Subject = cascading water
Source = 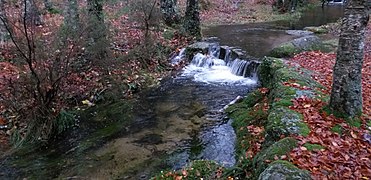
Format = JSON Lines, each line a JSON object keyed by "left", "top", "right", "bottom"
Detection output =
{"left": 179, "top": 43, "right": 259, "bottom": 85}
{"left": 163, "top": 42, "right": 260, "bottom": 170}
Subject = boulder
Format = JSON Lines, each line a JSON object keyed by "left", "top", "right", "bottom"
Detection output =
{"left": 266, "top": 107, "right": 310, "bottom": 143}
{"left": 269, "top": 35, "right": 324, "bottom": 58}
{"left": 258, "top": 160, "right": 312, "bottom": 180}
{"left": 285, "top": 30, "right": 314, "bottom": 36}
{"left": 253, "top": 137, "right": 298, "bottom": 175}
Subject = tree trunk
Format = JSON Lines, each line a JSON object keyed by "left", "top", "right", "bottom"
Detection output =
{"left": 64, "top": 0, "right": 79, "bottom": 33}
{"left": 25, "top": 0, "right": 43, "bottom": 26}
{"left": 329, "top": 0, "right": 369, "bottom": 117}
{"left": 160, "top": 0, "right": 180, "bottom": 26}
{"left": 0, "top": 0, "right": 6, "bottom": 45}
{"left": 44, "top": 0, "right": 53, "bottom": 11}
{"left": 86, "top": 0, "right": 107, "bottom": 60}
{"left": 184, "top": 0, "right": 201, "bottom": 38}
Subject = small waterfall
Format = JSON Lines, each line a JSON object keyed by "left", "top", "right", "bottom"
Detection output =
{"left": 228, "top": 58, "right": 249, "bottom": 77}
{"left": 191, "top": 53, "right": 225, "bottom": 68}
{"left": 224, "top": 47, "right": 231, "bottom": 62}
{"left": 171, "top": 48, "right": 186, "bottom": 64}
{"left": 227, "top": 58, "right": 258, "bottom": 78}
{"left": 208, "top": 43, "right": 220, "bottom": 58}
{"left": 172, "top": 42, "right": 260, "bottom": 84}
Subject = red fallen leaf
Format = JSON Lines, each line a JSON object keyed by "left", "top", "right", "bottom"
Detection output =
{"left": 280, "top": 155, "right": 287, "bottom": 160}
{"left": 350, "top": 131, "right": 358, "bottom": 138}
{"left": 0, "top": 117, "right": 6, "bottom": 125}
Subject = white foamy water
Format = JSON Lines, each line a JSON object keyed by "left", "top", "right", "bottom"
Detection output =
{"left": 180, "top": 53, "right": 257, "bottom": 85}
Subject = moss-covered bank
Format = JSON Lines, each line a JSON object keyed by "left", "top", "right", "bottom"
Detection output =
{"left": 224, "top": 57, "right": 326, "bottom": 179}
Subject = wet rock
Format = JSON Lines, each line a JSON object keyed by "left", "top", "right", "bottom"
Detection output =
{"left": 219, "top": 46, "right": 229, "bottom": 60}
{"left": 186, "top": 42, "right": 219, "bottom": 59}
{"left": 231, "top": 48, "right": 247, "bottom": 60}
{"left": 258, "top": 160, "right": 311, "bottom": 180}
{"left": 134, "top": 134, "right": 163, "bottom": 145}
{"left": 202, "top": 36, "right": 219, "bottom": 42}
{"left": 269, "top": 35, "right": 324, "bottom": 58}
{"left": 286, "top": 30, "right": 314, "bottom": 36}
{"left": 190, "top": 116, "right": 203, "bottom": 125}
{"left": 291, "top": 35, "right": 321, "bottom": 50}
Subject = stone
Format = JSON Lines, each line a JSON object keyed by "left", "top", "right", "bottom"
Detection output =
{"left": 285, "top": 30, "right": 314, "bottom": 36}
{"left": 254, "top": 137, "right": 298, "bottom": 175}
{"left": 266, "top": 107, "right": 310, "bottom": 142}
{"left": 258, "top": 160, "right": 311, "bottom": 180}
{"left": 269, "top": 35, "right": 324, "bottom": 58}
{"left": 291, "top": 35, "right": 321, "bottom": 50}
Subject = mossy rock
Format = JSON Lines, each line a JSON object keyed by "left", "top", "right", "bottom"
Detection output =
{"left": 152, "top": 160, "right": 222, "bottom": 179}
{"left": 226, "top": 89, "right": 265, "bottom": 115}
{"left": 257, "top": 57, "right": 286, "bottom": 87}
{"left": 253, "top": 137, "right": 298, "bottom": 176}
{"left": 265, "top": 107, "right": 309, "bottom": 143}
{"left": 269, "top": 43, "right": 299, "bottom": 58}
{"left": 258, "top": 160, "right": 311, "bottom": 180}
{"left": 269, "top": 35, "right": 328, "bottom": 58}
{"left": 304, "top": 26, "right": 329, "bottom": 34}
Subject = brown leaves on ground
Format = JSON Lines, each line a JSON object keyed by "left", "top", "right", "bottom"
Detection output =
{"left": 288, "top": 97, "right": 370, "bottom": 179}
{"left": 285, "top": 22, "right": 371, "bottom": 179}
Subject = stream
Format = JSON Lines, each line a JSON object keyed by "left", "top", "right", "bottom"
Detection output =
{"left": 0, "top": 5, "right": 344, "bottom": 180}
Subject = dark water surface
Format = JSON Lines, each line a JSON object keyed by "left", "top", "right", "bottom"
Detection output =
{"left": 202, "top": 5, "right": 344, "bottom": 57}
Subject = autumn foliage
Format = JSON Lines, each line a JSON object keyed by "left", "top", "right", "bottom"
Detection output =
{"left": 283, "top": 23, "right": 371, "bottom": 179}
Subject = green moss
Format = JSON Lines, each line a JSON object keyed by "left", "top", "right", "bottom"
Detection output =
{"left": 266, "top": 107, "right": 306, "bottom": 142}
{"left": 162, "top": 29, "right": 176, "bottom": 40}
{"left": 331, "top": 124, "right": 343, "bottom": 135}
{"left": 304, "top": 26, "right": 329, "bottom": 34}
{"left": 346, "top": 118, "right": 362, "bottom": 128}
{"left": 303, "top": 143, "right": 325, "bottom": 151}
{"left": 259, "top": 160, "right": 311, "bottom": 180}
{"left": 257, "top": 57, "right": 285, "bottom": 87}
{"left": 367, "top": 120, "right": 371, "bottom": 127}
{"left": 272, "top": 99, "right": 293, "bottom": 108}
{"left": 269, "top": 43, "right": 299, "bottom": 58}
{"left": 226, "top": 89, "right": 264, "bottom": 115}
{"left": 152, "top": 160, "right": 222, "bottom": 180}
{"left": 254, "top": 137, "right": 298, "bottom": 176}
{"left": 298, "top": 122, "right": 310, "bottom": 137}
{"left": 269, "top": 160, "right": 297, "bottom": 169}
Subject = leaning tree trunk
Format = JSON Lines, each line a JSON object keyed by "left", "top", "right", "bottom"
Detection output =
{"left": 25, "top": 0, "right": 43, "bottom": 26}
{"left": 86, "top": 0, "right": 107, "bottom": 60}
{"left": 184, "top": 0, "right": 201, "bottom": 38}
{"left": 0, "top": 0, "right": 6, "bottom": 45}
{"left": 64, "top": 0, "right": 79, "bottom": 34}
{"left": 44, "top": 0, "right": 53, "bottom": 11}
{"left": 160, "top": 0, "right": 180, "bottom": 26}
{"left": 329, "top": 0, "right": 369, "bottom": 117}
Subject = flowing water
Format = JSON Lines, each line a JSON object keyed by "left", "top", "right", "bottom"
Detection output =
{"left": 0, "top": 5, "right": 344, "bottom": 180}
{"left": 202, "top": 5, "right": 344, "bottom": 57}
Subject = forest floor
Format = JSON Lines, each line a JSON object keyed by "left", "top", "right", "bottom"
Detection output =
{"left": 285, "top": 22, "right": 371, "bottom": 178}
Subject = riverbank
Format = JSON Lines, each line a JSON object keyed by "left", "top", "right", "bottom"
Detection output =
{"left": 152, "top": 16, "right": 371, "bottom": 180}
